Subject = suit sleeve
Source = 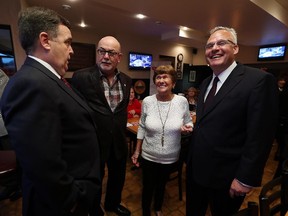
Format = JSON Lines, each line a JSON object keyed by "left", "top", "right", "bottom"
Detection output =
{"left": 2, "top": 77, "right": 81, "bottom": 212}
{"left": 236, "top": 72, "right": 278, "bottom": 186}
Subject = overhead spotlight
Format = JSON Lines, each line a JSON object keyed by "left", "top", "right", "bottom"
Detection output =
{"left": 79, "top": 21, "right": 87, "bottom": 28}
{"left": 135, "top": 14, "right": 147, "bottom": 19}
{"left": 62, "top": 4, "right": 71, "bottom": 10}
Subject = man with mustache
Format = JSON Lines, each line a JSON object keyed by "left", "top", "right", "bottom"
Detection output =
{"left": 72, "top": 36, "right": 132, "bottom": 216}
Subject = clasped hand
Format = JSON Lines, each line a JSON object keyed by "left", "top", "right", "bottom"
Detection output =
{"left": 229, "top": 178, "right": 252, "bottom": 198}
{"left": 181, "top": 124, "right": 193, "bottom": 134}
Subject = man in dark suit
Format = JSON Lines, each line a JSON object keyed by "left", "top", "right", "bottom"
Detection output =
{"left": 186, "top": 26, "right": 278, "bottom": 216}
{"left": 0, "top": 7, "right": 101, "bottom": 216}
{"left": 72, "top": 36, "right": 132, "bottom": 216}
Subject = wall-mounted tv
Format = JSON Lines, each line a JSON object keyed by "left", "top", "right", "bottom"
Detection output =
{"left": 129, "top": 52, "right": 152, "bottom": 70}
{"left": 257, "top": 44, "right": 286, "bottom": 61}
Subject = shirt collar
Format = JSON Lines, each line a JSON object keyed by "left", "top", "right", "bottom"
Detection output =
{"left": 28, "top": 55, "right": 61, "bottom": 79}
{"left": 99, "top": 68, "right": 120, "bottom": 79}
{"left": 214, "top": 61, "right": 237, "bottom": 84}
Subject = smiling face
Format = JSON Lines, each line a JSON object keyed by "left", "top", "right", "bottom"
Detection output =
{"left": 153, "top": 65, "right": 177, "bottom": 98}
{"left": 154, "top": 73, "right": 175, "bottom": 95}
{"left": 205, "top": 29, "right": 239, "bottom": 75}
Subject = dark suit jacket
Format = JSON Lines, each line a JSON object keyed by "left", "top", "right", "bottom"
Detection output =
{"left": 0, "top": 57, "right": 101, "bottom": 216}
{"left": 188, "top": 63, "right": 278, "bottom": 189}
{"left": 279, "top": 84, "right": 288, "bottom": 132}
{"left": 278, "top": 84, "right": 288, "bottom": 159}
{"left": 72, "top": 65, "right": 131, "bottom": 161}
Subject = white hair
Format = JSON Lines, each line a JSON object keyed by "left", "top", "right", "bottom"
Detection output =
{"left": 209, "top": 26, "right": 237, "bottom": 44}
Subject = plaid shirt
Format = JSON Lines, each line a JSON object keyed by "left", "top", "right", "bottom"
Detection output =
{"left": 100, "top": 70, "right": 123, "bottom": 112}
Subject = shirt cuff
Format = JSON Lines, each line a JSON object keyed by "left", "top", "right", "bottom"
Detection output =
{"left": 236, "top": 179, "right": 253, "bottom": 188}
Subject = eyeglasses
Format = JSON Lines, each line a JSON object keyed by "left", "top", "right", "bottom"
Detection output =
{"left": 205, "top": 39, "right": 236, "bottom": 50}
{"left": 97, "top": 48, "right": 120, "bottom": 57}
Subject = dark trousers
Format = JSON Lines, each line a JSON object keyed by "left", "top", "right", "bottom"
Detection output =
{"left": 0, "top": 135, "right": 22, "bottom": 199}
{"left": 274, "top": 130, "right": 288, "bottom": 178}
{"left": 95, "top": 153, "right": 127, "bottom": 212}
{"left": 186, "top": 165, "right": 245, "bottom": 216}
{"left": 141, "top": 158, "right": 175, "bottom": 216}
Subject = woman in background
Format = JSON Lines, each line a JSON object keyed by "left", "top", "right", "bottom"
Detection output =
{"left": 131, "top": 65, "right": 193, "bottom": 216}
{"left": 186, "top": 87, "right": 198, "bottom": 113}
{"left": 127, "top": 87, "right": 141, "bottom": 119}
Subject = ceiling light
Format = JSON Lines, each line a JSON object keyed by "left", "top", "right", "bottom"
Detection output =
{"left": 62, "top": 4, "right": 71, "bottom": 10}
{"left": 182, "top": 26, "right": 189, "bottom": 31}
{"left": 135, "top": 14, "right": 147, "bottom": 19}
{"left": 79, "top": 21, "right": 87, "bottom": 28}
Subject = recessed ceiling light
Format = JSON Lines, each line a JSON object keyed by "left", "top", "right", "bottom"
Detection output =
{"left": 135, "top": 14, "right": 147, "bottom": 19}
{"left": 79, "top": 21, "right": 87, "bottom": 28}
{"left": 182, "top": 26, "right": 189, "bottom": 31}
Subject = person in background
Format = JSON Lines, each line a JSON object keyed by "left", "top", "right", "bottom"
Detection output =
{"left": 0, "top": 7, "right": 101, "bottom": 216}
{"left": 186, "top": 86, "right": 198, "bottom": 116}
{"left": 127, "top": 87, "right": 141, "bottom": 119}
{"left": 72, "top": 36, "right": 132, "bottom": 216}
{"left": 274, "top": 77, "right": 286, "bottom": 160}
{"left": 0, "top": 69, "right": 9, "bottom": 150}
{"left": 131, "top": 65, "right": 193, "bottom": 216}
{"left": 186, "top": 26, "right": 278, "bottom": 216}
{"left": 0, "top": 69, "right": 21, "bottom": 201}
{"left": 274, "top": 77, "right": 288, "bottom": 178}
{"left": 277, "top": 77, "right": 286, "bottom": 92}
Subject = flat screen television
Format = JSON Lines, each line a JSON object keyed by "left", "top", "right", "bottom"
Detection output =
{"left": 0, "top": 53, "right": 16, "bottom": 76}
{"left": 129, "top": 52, "right": 152, "bottom": 70}
{"left": 257, "top": 44, "right": 286, "bottom": 61}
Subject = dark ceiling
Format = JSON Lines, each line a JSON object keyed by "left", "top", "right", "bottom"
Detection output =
{"left": 16, "top": 0, "right": 288, "bottom": 48}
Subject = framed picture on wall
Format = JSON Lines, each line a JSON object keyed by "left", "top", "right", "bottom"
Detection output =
{"left": 189, "top": 70, "right": 196, "bottom": 82}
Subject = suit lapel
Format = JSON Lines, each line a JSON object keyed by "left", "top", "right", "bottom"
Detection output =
{"left": 118, "top": 73, "right": 129, "bottom": 107}
{"left": 25, "top": 58, "right": 93, "bottom": 113}
{"left": 91, "top": 67, "right": 112, "bottom": 109}
{"left": 197, "top": 76, "right": 211, "bottom": 118}
{"left": 197, "top": 64, "right": 244, "bottom": 122}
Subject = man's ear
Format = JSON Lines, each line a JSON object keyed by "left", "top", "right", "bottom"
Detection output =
{"left": 117, "top": 52, "right": 123, "bottom": 63}
{"left": 39, "top": 32, "right": 51, "bottom": 50}
{"left": 233, "top": 45, "right": 239, "bottom": 55}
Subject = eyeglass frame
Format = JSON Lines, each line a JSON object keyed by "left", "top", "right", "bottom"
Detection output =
{"left": 97, "top": 48, "right": 121, "bottom": 57}
{"left": 205, "top": 39, "right": 236, "bottom": 50}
